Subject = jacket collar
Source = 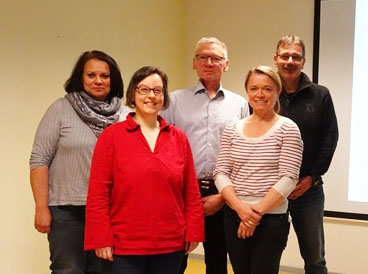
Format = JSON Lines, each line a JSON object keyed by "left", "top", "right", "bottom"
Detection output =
{"left": 281, "top": 72, "right": 313, "bottom": 98}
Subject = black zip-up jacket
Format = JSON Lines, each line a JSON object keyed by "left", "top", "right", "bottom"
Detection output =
{"left": 279, "top": 72, "right": 339, "bottom": 184}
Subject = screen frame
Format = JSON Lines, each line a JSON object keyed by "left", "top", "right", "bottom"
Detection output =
{"left": 313, "top": 0, "right": 368, "bottom": 221}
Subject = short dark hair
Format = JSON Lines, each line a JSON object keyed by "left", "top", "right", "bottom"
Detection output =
{"left": 276, "top": 35, "right": 305, "bottom": 57}
{"left": 64, "top": 50, "right": 124, "bottom": 100}
{"left": 125, "top": 66, "right": 169, "bottom": 110}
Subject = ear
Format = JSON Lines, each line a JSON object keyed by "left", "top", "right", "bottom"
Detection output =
{"left": 301, "top": 58, "right": 306, "bottom": 69}
{"left": 223, "top": 59, "right": 229, "bottom": 72}
{"left": 273, "top": 54, "right": 278, "bottom": 65}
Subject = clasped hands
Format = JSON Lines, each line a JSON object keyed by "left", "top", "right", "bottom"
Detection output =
{"left": 235, "top": 203, "right": 262, "bottom": 239}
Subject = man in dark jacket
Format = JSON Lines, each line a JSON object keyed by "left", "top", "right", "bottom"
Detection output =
{"left": 274, "top": 35, "right": 338, "bottom": 274}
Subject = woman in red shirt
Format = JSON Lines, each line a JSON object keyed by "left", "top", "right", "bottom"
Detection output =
{"left": 85, "top": 66, "right": 204, "bottom": 274}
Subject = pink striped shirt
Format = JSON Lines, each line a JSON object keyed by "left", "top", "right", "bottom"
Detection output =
{"left": 214, "top": 116, "right": 303, "bottom": 212}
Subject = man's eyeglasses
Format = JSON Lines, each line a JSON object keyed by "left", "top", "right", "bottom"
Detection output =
{"left": 135, "top": 85, "right": 164, "bottom": 96}
{"left": 277, "top": 54, "right": 304, "bottom": 62}
{"left": 195, "top": 54, "right": 225, "bottom": 64}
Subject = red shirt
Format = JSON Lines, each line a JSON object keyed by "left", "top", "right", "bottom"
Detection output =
{"left": 84, "top": 113, "right": 204, "bottom": 255}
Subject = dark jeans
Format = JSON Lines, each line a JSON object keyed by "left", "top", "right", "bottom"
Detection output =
{"left": 101, "top": 250, "right": 185, "bottom": 274}
{"left": 224, "top": 205, "right": 289, "bottom": 274}
{"left": 178, "top": 186, "right": 228, "bottom": 274}
{"left": 289, "top": 184, "right": 328, "bottom": 274}
{"left": 48, "top": 206, "right": 101, "bottom": 274}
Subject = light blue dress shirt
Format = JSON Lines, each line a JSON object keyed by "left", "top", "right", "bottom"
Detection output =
{"left": 161, "top": 82, "right": 249, "bottom": 179}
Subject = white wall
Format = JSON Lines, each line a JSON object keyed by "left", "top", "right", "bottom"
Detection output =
{"left": 1, "top": 1, "right": 366, "bottom": 273}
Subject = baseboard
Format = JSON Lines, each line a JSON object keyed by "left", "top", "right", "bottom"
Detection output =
{"left": 188, "top": 253, "right": 342, "bottom": 274}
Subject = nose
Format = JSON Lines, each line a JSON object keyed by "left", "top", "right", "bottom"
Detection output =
{"left": 286, "top": 56, "right": 294, "bottom": 63}
{"left": 148, "top": 89, "right": 156, "bottom": 97}
{"left": 95, "top": 76, "right": 103, "bottom": 84}
{"left": 205, "top": 57, "right": 213, "bottom": 65}
{"left": 256, "top": 89, "right": 264, "bottom": 97}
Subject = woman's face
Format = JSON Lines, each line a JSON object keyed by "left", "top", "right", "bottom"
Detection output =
{"left": 82, "top": 59, "right": 111, "bottom": 101}
{"left": 134, "top": 73, "right": 164, "bottom": 116}
{"left": 246, "top": 73, "right": 281, "bottom": 114}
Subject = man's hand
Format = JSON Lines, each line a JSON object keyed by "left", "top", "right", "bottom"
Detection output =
{"left": 202, "top": 194, "right": 225, "bottom": 216}
{"left": 95, "top": 246, "right": 114, "bottom": 261}
{"left": 34, "top": 207, "right": 52, "bottom": 234}
{"left": 185, "top": 241, "right": 199, "bottom": 254}
{"left": 288, "top": 176, "right": 313, "bottom": 200}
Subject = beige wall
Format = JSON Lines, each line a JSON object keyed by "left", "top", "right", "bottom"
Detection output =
{"left": 0, "top": 1, "right": 185, "bottom": 273}
{"left": 1, "top": 1, "right": 366, "bottom": 273}
{"left": 183, "top": 0, "right": 314, "bottom": 94}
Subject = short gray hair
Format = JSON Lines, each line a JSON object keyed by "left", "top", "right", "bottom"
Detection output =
{"left": 194, "top": 37, "right": 228, "bottom": 59}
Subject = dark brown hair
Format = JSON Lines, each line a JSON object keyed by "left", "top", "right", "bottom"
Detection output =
{"left": 125, "top": 66, "right": 169, "bottom": 110}
{"left": 64, "top": 50, "right": 124, "bottom": 100}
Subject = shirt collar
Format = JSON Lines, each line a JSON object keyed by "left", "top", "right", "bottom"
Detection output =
{"left": 126, "top": 112, "right": 170, "bottom": 132}
{"left": 193, "top": 82, "right": 225, "bottom": 98}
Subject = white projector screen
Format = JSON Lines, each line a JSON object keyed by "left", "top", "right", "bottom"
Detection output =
{"left": 319, "top": 0, "right": 368, "bottom": 216}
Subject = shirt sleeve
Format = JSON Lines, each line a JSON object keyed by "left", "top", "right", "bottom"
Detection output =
{"left": 181, "top": 133, "right": 204, "bottom": 243}
{"left": 272, "top": 176, "right": 298, "bottom": 198}
{"left": 213, "top": 123, "right": 236, "bottom": 180}
{"left": 29, "top": 99, "right": 63, "bottom": 170}
{"left": 84, "top": 128, "right": 115, "bottom": 250}
{"left": 310, "top": 89, "right": 339, "bottom": 178}
{"left": 215, "top": 173, "right": 233, "bottom": 194}
{"left": 275, "top": 120, "right": 304, "bottom": 197}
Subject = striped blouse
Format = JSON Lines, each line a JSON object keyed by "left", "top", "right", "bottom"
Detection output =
{"left": 29, "top": 98, "right": 130, "bottom": 206}
{"left": 214, "top": 116, "right": 303, "bottom": 213}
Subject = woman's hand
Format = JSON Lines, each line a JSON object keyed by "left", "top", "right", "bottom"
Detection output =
{"left": 234, "top": 202, "right": 262, "bottom": 225}
{"left": 237, "top": 221, "right": 256, "bottom": 239}
{"left": 30, "top": 166, "right": 51, "bottom": 233}
{"left": 34, "top": 207, "right": 52, "bottom": 234}
{"left": 95, "top": 246, "right": 114, "bottom": 261}
{"left": 185, "top": 241, "right": 199, "bottom": 254}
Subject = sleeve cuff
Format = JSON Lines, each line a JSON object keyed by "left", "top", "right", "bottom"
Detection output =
{"left": 215, "top": 173, "right": 233, "bottom": 194}
{"left": 272, "top": 176, "right": 298, "bottom": 198}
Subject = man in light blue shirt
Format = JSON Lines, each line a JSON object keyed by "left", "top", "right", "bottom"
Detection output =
{"left": 161, "top": 37, "right": 249, "bottom": 274}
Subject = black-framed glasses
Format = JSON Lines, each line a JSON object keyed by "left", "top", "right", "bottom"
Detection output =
{"left": 195, "top": 54, "right": 225, "bottom": 64}
{"left": 277, "top": 54, "right": 304, "bottom": 62}
{"left": 135, "top": 85, "right": 164, "bottom": 96}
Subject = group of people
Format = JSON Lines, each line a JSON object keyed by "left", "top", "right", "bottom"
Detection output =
{"left": 30, "top": 35, "right": 338, "bottom": 274}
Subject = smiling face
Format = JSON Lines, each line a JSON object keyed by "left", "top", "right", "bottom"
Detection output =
{"left": 274, "top": 43, "right": 305, "bottom": 84}
{"left": 246, "top": 72, "right": 281, "bottom": 115}
{"left": 82, "top": 59, "right": 111, "bottom": 101}
{"left": 192, "top": 42, "right": 229, "bottom": 85}
{"left": 134, "top": 73, "right": 164, "bottom": 117}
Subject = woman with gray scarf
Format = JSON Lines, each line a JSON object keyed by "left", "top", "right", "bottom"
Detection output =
{"left": 29, "top": 50, "right": 129, "bottom": 274}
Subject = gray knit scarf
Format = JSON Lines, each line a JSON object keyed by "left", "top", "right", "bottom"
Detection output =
{"left": 65, "top": 91, "right": 121, "bottom": 137}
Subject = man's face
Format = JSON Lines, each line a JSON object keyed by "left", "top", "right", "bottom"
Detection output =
{"left": 192, "top": 42, "right": 229, "bottom": 84}
{"left": 274, "top": 43, "right": 305, "bottom": 83}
